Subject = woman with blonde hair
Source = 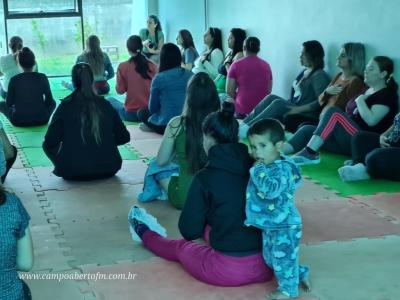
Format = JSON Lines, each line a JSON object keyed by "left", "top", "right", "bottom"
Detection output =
{"left": 63, "top": 35, "right": 114, "bottom": 95}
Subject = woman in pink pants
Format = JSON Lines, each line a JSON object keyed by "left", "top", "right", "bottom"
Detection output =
{"left": 131, "top": 101, "right": 273, "bottom": 286}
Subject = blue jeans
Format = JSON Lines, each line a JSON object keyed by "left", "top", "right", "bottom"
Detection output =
{"left": 107, "top": 97, "right": 139, "bottom": 122}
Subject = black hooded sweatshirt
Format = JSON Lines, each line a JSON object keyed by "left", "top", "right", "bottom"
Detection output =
{"left": 179, "top": 142, "right": 263, "bottom": 254}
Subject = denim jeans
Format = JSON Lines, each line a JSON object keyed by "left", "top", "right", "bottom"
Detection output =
{"left": 107, "top": 97, "right": 139, "bottom": 122}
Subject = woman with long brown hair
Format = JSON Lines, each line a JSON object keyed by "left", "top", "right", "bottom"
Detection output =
{"left": 44, "top": 63, "right": 130, "bottom": 180}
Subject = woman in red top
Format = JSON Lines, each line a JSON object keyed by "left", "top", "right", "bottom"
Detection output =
{"left": 107, "top": 35, "right": 157, "bottom": 121}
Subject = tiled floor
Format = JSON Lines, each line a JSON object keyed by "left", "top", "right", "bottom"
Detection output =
{"left": 4, "top": 124, "right": 400, "bottom": 300}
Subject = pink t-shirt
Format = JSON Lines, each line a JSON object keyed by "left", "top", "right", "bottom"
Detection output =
{"left": 116, "top": 59, "right": 158, "bottom": 112}
{"left": 228, "top": 55, "right": 272, "bottom": 115}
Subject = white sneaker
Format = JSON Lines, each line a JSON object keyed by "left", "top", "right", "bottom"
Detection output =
{"left": 128, "top": 206, "right": 167, "bottom": 241}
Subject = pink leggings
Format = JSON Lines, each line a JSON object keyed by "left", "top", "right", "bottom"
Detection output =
{"left": 142, "top": 230, "right": 273, "bottom": 286}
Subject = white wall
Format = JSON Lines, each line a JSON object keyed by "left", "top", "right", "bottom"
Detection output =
{"left": 156, "top": 0, "right": 400, "bottom": 98}
{"left": 157, "top": 0, "right": 206, "bottom": 52}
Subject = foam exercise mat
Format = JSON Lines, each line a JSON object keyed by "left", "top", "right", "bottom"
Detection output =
{"left": 21, "top": 147, "right": 53, "bottom": 167}
{"left": 118, "top": 145, "right": 140, "bottom": 160}
{"left": 15, "top": 131, "right": 46, "bottom": 148}
{"left": 0, "top": 114, "right": 48, "bottom": 134}
{"left": 301, "top": 152, "right": 400, "bottom": 196}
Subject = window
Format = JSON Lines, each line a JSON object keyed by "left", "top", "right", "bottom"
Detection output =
{"left": 5, "top": 0, "right": 79, "bottom": 17}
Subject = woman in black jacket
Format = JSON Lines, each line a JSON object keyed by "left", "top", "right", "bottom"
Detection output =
{"left": 43, "top": 63, "right": 130, "bottom": 180}
{"left": 130, "top": 101, "right": 272, "bottom": 286}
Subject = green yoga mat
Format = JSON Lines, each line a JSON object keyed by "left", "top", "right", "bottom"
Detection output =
{"left": 241, "top": 137, "right": 400, "bottom": 196}
{"left": 21, "top": 148, "right": 53, "bottom": 167}
{"left": 15, "top": 132, "right": 46, "bottom": 148}
{"left": 0, "top": 114, "right": 48, "bottom": 134}
{"left": 21, "top": 145, "right": 139, "bottom": 168}
{"left": 301, "top": 152, "right": 400, "bottom": 196}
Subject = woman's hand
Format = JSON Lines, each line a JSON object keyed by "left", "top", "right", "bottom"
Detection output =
{"left": 379, "top": 134, "right": 391, "bottom": 148}
{"left": 355, "top": 94, "right": 368, "bottom": 105}
{"left": 325, "top": 84, "right": 343, "bottom": 95}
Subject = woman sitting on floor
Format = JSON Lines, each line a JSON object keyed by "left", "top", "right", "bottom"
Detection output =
{"left": 338, "top": 111, "right": 400, "bottom": 182}
{"left": 0, "top": 47, "right": 56, "bottom": 127}
{"left": 0, "top": 167, "right": 34, "bottom": 300}
{"left": 137, "top": 43, "right": 192, "bottom": 134}
{"left": 139, "top": 15, "right": 164, "bottom": 64}
{"left": 130, "top": 101, "right": 273, "bottom": 287}
{"left": 192, "top": 27, "right": 224, "bottom": 80}
{"left": 176, "top": 29, "right": 199, "bottom": 71}
{"left": 226, "top": 36, "right": 273, "bottom": 118}
{"left": 214, "top": 28, "right": 246, "bottom": 94}
{"left": 282, "top": 42, "right": 366, "bottom": 134}
{"left": 240, "top": 40, "right": 330, "bottom": 136}
{"left": 108, "top": 35, "right": 157, "bottom": 122}
{"left": 0, "top": 36, "right": 23, "bottom": 99}
{"left": 284, "top": 56, "right": 398, "bottom": 165}
{"left": 156, "top": 72, "right": 220, "bottom": 209}
{"left": 43, "top": 63, "right": 130, "bottom": 181}
{"left": 63, "top": 35, "right": 114, "bottom": 95}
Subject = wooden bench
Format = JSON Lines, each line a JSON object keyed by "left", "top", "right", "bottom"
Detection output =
{"left": 102, "top": 45, "right": 119, "bottom": 62}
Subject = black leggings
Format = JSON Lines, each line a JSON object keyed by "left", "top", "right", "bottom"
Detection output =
{"left": 137, "top": 108, "right": 166, "bottom": 135}
{"left": 352, "top": 131, "right": 400, "bottom": 181}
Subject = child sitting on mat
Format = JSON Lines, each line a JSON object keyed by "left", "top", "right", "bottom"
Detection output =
{"left": 244, "top": 118, "right": 311, "bottom": 299}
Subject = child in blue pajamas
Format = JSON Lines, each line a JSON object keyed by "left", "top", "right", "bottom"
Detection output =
{"left": 244, "top": 119, "right": 311, "bottom": 299}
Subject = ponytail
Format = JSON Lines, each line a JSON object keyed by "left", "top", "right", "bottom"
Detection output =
{"left": 202, "top": 101, "right": 238, "bottom": 144}
{"left": 129, "top": 54, "right": 152, "bottom": 80}
{"left": 72, "top": 63, "right": 103, "bottom": 145}
{"left": 386, "top": 74, "right": 398, "bottom": 92}
{"left": 126, "top": 35, "right": 152, "bottom": 80}
{"left": 373, "top": 56, "right": 398, "bottom": 93}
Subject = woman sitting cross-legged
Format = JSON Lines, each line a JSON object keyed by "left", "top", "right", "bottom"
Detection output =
{"left": 192, "top": 27, "right": 224, "bottom": 80}
{"left": 240, "top": 40, "right": 330, "bottom": 137}
{"left": 62, "top": 35, "right": 114, "bottom": 95}
{"left": 214, "top": 28, "right": 246, "bottom": 95}
{"left": 0, "top": 36, "right": 23, "bottom": 99}
{"left": 283, "top": 56, "right": 398, "bottom": 165}
{"left": 139, "top": 15, "right": 164, "bottom": 64}
{"left": 338, "top": 112, "right": 400, "bottom": 182}
{"left": 108, "top": 35, "right": 157, "bottom": 122}
{"left": 155, "top": 72, "right": 220, "bottom": 209}
{"left": 137, "top": 43, "right": 192, "bottom": 134}
{"left": 0, "top": 47, "right": 56, "bottom": 127}
{"left": 226, "top": 36, "right": 273, "bottom": 119}
{"left": 130, "top": 101, "right": 273, "bottom": 287}
{"left": 43, "top": 63, "right": 130, "bottom": 181}
{"left": 176, "top": 29, "right": 199, "bottom": 71}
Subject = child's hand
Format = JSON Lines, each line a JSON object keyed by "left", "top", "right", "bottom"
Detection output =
{"left": 253, "top": 160, "right": 263, "bottom": 166}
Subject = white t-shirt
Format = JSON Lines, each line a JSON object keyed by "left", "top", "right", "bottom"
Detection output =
{"left": 0, "top": 54, "right": 20, "bottom": 92}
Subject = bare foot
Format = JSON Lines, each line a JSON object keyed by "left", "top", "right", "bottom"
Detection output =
{"left": 301, "top": 277, "right": 312, "bottom": 292}
{"left": 265, "top": 290, "right": 291, "bottom": 300}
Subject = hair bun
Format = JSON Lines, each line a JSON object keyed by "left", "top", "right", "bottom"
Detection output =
{"left": 220, "top": 101, "right": 235, "bottom": 119}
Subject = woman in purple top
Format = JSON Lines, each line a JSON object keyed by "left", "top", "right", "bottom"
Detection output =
{"left": 227, "top": 37, "right": 273, "bottom": 118}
